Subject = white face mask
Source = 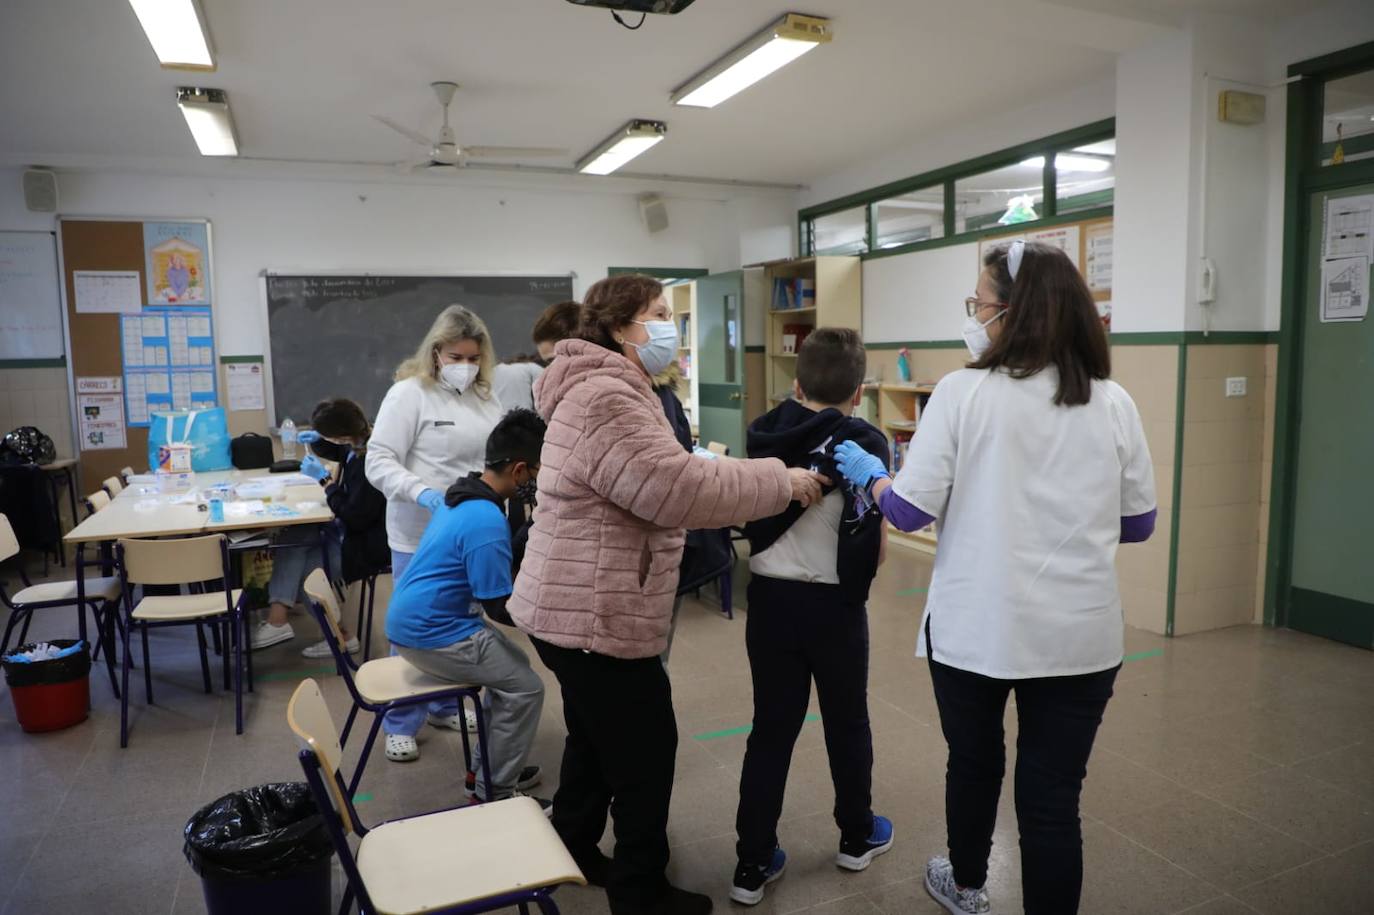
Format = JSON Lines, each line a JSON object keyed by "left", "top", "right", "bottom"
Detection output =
{"left": 439, "top": 362, "right": 478, "bottom": 393}
{"left": 627, "top": 320, "right": 678, "bottom": 376}
{"left": 961, "top": 311, "right": 1004, "bottom": 360}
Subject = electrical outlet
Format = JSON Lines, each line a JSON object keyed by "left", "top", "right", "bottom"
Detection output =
{"left": 1225, "top": 377, "right": 1247, "bottom": 398}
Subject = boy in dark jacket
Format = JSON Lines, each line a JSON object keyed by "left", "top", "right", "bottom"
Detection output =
{"left": 731, "top": 328, "right": 893, "bottom": 905}
{"left": 253, "top": 398, "right": 390, "bottom": 657}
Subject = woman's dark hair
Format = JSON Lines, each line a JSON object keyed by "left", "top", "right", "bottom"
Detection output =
{"left": 310, "top": 398, "right": 369, "bottom": 440}
{"left": 579, "top": 275, "right": 664, "bottom": 352}
{"left": 532, "top": 301, "right": 582, "bottom": 346}
{"left": 973, "top": 241, "right": 1110, "bottom": 406}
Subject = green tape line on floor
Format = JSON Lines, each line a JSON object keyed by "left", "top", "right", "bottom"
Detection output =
{"left": 1123, "top": 648, "right": 1163, "bottom": 662}
{"left": 895, "top": 587, "right": 928, "bottom": 596}
{"left": 256, "top": 665, "right": 338, "bottom": 683}
{"left": 693, "top": 713, "right": 820, "bottom": 742}
{"left": 353, "top": 793, "right": 373, "bottom": 803}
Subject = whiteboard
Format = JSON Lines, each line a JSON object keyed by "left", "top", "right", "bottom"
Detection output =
{"left": 0, "top": 230, "right": 63, "bottom": 359}
{"left": 863, "top": 241, "right": 979, "bottom": 343}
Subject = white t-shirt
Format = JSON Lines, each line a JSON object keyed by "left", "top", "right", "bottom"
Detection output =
{"left": 365, "top": 376, "right": 505, "bottom": 552}
{"left": 893, "top": 367, "right": 1155, "bottom": 679}
{"left": 750, "top": 490, "right": 844, "bottom": 584}
{"left": 492, "top": 362, "right": 543, "bottom": 414}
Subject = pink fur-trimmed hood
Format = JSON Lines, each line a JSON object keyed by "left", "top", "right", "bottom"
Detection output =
{"left": 511, "top": 339, "right": 791, "bottom": 658}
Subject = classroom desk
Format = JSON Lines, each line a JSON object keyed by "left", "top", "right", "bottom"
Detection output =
{"left": 64, "top": 468, "right": 334, "bottom": 544}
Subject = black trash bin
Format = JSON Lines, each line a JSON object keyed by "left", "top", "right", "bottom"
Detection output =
{"left": 184, "top": 782, "right": 335, "bottom": 915}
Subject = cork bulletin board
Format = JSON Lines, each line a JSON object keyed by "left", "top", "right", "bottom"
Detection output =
{"left": 57, "top": 218, "right": 216, "bottom": 489}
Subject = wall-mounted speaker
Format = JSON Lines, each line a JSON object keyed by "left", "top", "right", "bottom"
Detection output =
{"left": 23, "top": 169, "right": 58, "bottom": 212}
{"left": 638, "top": 193, "right": 668, "bottom": 234}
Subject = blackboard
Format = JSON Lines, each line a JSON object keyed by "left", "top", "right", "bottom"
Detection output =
{"left": 265, "top": 273, "right": 573, "bottom": 426}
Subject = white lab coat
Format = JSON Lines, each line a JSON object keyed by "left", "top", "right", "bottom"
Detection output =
{"left": 365, "top": 376, "right": 504, "bottom": 552}
{"left": 892, "top": 367, "right": 1155, "bottom": 679}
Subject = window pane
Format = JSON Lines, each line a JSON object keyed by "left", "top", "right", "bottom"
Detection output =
{"left": 1055, "top": 139, "right": 1115, "bottom": 213}
{"left": 874, "top": 188, "right": 944, "bottom": 249}
{"left": 1323, "top": 70, "right": 1374, "bottom": 166}
{"left": 953, "top": 160, "right": 1043, "bottom": 233}
{"left": 812, "top": 206, "right": 868, "bottom": 255}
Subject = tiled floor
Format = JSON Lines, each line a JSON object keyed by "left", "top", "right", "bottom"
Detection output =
{"left": 2, "top": 547, "right": 1372, "bottom": 914}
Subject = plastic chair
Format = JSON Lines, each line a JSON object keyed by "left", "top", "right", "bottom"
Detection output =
{"left": 288, "top": 678, "right": 583, "bottom": 915}
{"left": 102, "top": 476, "right": 124, "bottom": 497}
{"left": 119, "top": 466, "right": 135, "bottom": 484}
{"left": 115, "top": 534, "right": 247, "bottom": 747}
{"left": 0, "top": 513, "right": 121, "bottom": 695}
{"left": 85, "top": 490, "right": 111, "bottom": 515}
{"left": 302, "top": 569, "right": 490, "bottom": 798}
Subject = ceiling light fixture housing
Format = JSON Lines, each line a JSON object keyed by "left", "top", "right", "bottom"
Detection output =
{"left": 177, "top": 87, "right": 238, "bottom": 156}
{"left": 576, "top": 119, "right": 667, "bottom": 175}
{"left": 128, "top": 0, "right": 215, "bottom": 70}
{"left": 670, "top": 13, "right": 831, "bottom": 108}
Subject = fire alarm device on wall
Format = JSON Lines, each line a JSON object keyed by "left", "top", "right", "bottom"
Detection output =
{"left": 1218, "top": 90, "right": 1266, "bottom": 125}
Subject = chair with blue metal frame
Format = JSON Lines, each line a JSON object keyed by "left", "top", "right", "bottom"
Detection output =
{"left": 288, "top": 677, "right": 583, "bottom": 915}
{"left": 302, "top": 569, "right": 490, "bottom": 799}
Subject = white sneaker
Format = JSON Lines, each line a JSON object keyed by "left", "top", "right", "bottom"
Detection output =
{"left": 924, "top": 856, "right": 991, "bottom": 914}
{"left": 384, "top": 733, "right": 419, "bottom": 762}
{"left": 251, "top": 621, "right": 295, "bottom": 650}
{"left": 301, "top": 637, "right": 358, "bottom": 659}
{"left": 428, "top": 708, "right": 479, "bottom": 734}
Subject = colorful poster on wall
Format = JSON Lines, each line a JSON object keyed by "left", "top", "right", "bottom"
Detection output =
{"left": 75, "top": 377, "right": 127, "bottom": 450}
{"left": 120, "top": 306, "right": 218, "bottom": 425}
{"left": 143, "top": 221, "right": 210, "bottom": 305}
{"left": 1085, "top": 221, "right": 1113, "bottom": 293}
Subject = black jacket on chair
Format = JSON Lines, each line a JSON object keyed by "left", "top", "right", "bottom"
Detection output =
{"left": 0, "top": 464, "right": 59, "bottom": 554}
{"left": 323, "top": 452, "right": 389, "bottom": 584}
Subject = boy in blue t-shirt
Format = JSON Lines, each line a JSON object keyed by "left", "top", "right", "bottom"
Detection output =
{"left": 385, "top": 408, "right": 549, "bottom": 808}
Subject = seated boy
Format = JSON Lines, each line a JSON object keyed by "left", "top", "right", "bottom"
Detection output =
{"left": 384, "top": 408, "right": 549, "bottom": 809}
{"left": 731, "top": 328, "right": 894, "bottom": 905}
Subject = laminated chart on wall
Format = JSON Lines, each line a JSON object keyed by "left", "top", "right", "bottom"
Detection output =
{"left": 120, "top": 306, "right": 218, "bottom": 425}
{"left": 1321, "top": 194, "right": 1374, "bottom": 323}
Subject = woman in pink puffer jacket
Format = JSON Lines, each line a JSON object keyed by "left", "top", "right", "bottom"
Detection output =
{"left": 512, "top": 274, "right": 826, "bottom": 915}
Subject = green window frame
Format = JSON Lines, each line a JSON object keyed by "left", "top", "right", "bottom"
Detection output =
{"left": 798, "top": 119, "right": 1116, "bottom": 261}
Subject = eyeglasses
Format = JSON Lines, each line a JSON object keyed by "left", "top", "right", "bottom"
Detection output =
{"left": 964, "top": 297, "right": 1006, "bottom": 318}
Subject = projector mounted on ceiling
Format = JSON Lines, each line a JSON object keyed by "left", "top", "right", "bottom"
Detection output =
{"left": 564, "top": 0, "right": 697, "bottom": 14}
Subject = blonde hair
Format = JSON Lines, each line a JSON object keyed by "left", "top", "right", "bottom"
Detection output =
{"left": 395, "top": 304, "right": 497, "bottom": 398}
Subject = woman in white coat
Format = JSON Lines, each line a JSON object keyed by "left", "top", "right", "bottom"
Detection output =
{"left": 366, "top": 304, "right": 505, "bottom": 762}
{"left": 834, "top": 241, "right": 1156, "bottom": 915}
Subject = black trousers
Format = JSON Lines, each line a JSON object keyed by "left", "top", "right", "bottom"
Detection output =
{"left": 735, "top": 575, "right": 874, "bottom": 865}
{"left": 929, "top": 656, "right": 1119, "bottom": 915}
{"left": 531, "top": 637, "right": 678, "bottom": 909}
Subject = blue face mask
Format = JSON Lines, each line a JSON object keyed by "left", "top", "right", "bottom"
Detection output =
{"left": 628, "top": 320, "right": 679, "bottom": 375}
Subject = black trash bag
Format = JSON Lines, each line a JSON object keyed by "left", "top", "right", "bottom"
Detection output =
{"left": 184, "top": 783, "right": 334, "bottom": 881}
{"left": 1, "top": 640, "right": 90, "bottom": 688}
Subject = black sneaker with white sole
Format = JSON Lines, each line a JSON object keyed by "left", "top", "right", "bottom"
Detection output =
{"left": 835, "top": 814, "right": 894, "bottom": 871}
{"left": 469, "top": 788, "right": 552, "bottom": 816}
{"left": 464, "top": 764, "right": 541, "bottom": 798}
{"left": 730, "top": 847, "right": 787, "bottom": 905}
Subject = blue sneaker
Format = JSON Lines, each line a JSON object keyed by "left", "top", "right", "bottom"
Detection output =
{"left": 835, "top": 814, "right": 894, "bottom": 871}
{"left": 730, "top": 847, "right": 787, "bottom": 905}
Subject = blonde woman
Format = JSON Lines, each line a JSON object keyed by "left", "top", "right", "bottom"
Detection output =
{"left": 366, "top": 304, "right": 506, "bottom": 762}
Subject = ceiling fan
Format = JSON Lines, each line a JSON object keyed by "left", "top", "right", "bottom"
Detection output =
{"left": 374, "top": 81, "right": 566, "bottom": 170}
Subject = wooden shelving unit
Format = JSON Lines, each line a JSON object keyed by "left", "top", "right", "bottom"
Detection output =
{"left": 761, "top": 256, "right": 861, "bottom": 405}
{"left": 669, "top": 281, "right": 699, "bottom": 434}
{"left": 874, "top": 382, "right": 938, "bottom": 554}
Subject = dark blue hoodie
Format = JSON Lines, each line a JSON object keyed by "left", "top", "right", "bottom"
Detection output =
{"left": 743, "top": 399, "right": 890, "bottom": 605}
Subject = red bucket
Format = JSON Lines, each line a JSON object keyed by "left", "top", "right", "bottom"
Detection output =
{"left": 3, "top": 639, "right": 91, "bottom": 733}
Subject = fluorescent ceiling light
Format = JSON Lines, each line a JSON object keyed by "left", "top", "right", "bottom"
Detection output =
{"left": 177, "top": 88, "right": 237, "bottom": 156}
{"left": 576, "top": 120, "right": 666, "bottom": 175}
{"left": 671, "top": 13, "right": 831, "bottom": 108}
{"left": 129, "top": 0, "right": 215, "bottom": 70}
{"left": 1020, "top": 153, "right": 1112, "bottom": 174}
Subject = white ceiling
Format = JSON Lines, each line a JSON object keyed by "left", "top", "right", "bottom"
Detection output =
{"left": 0, "top": 0, "right": 1316, "bottom": 188}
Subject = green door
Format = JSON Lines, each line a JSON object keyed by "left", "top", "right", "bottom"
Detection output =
{"left": 695, "top": 270, "right": 746, "bottom": 457}
{"left": 1288, "top": 184, "right": 1374, "bottom": 647}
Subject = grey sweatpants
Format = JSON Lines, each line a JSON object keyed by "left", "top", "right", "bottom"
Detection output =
{"left": 396, "top": 624, "right": 544, "bottom": 797}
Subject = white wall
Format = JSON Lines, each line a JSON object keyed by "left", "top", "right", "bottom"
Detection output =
{"left": 0, "top": 166, "right": 753, "bottom": 357}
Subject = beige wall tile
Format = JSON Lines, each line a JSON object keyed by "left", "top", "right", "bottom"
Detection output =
{"left": 1180, "top": 461, "right": 1261, "bottom": 509}
{"left": 1179, "top": 503, "right": 1261, "bottom": 551}
{"left": 1154, "top": 463, "right": 1174, "bottom": 510}
{"left": 1145, "top": 422, "right": 1176, "bottom": 466}
{"left": 1178, "top": 543, "right": 1261, "bottom": 595}
{"left": 1182, "top": 419, "right": 1265, "bottom": 467}
{"left": 1121, "top": 583, "right": 1168, "bottom": 634}
{"left": 1174, "top": 584, "right": 1256, "bottom": 635}
{"left": 1117, "top": 538, "right": 1171, "bottom": 591}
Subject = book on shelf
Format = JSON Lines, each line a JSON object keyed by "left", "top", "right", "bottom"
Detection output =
{"left": 771, "top": 277, "right": 816, "bottom": 311}
{"left": 679, "top": 314, "right": 690, "bottom": 339}
{"left": 891, "top": 431, "right": 912, "bottom": 472}
{"left": 678, "top": 352, "right": 691, "bottom": 379}
{"left": 780, "top": 323, "right": 813, "bottom": 354}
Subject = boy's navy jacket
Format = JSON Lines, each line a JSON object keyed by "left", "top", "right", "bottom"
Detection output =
{"left": 743, "top": 399, "right": 890, "bottom": 604}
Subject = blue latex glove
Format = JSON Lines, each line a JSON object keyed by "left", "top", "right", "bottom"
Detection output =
{"left": 418, "top": 488, "right": 444, "bottom": 512}
{"left": 834, "top": 440, "right": 889, "bottom": 490}
{"left": 300, "top": 454, "right": 330, "bottom": 482}
{"left": 297, "top": 430, "right": 322, "bottom": 444}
